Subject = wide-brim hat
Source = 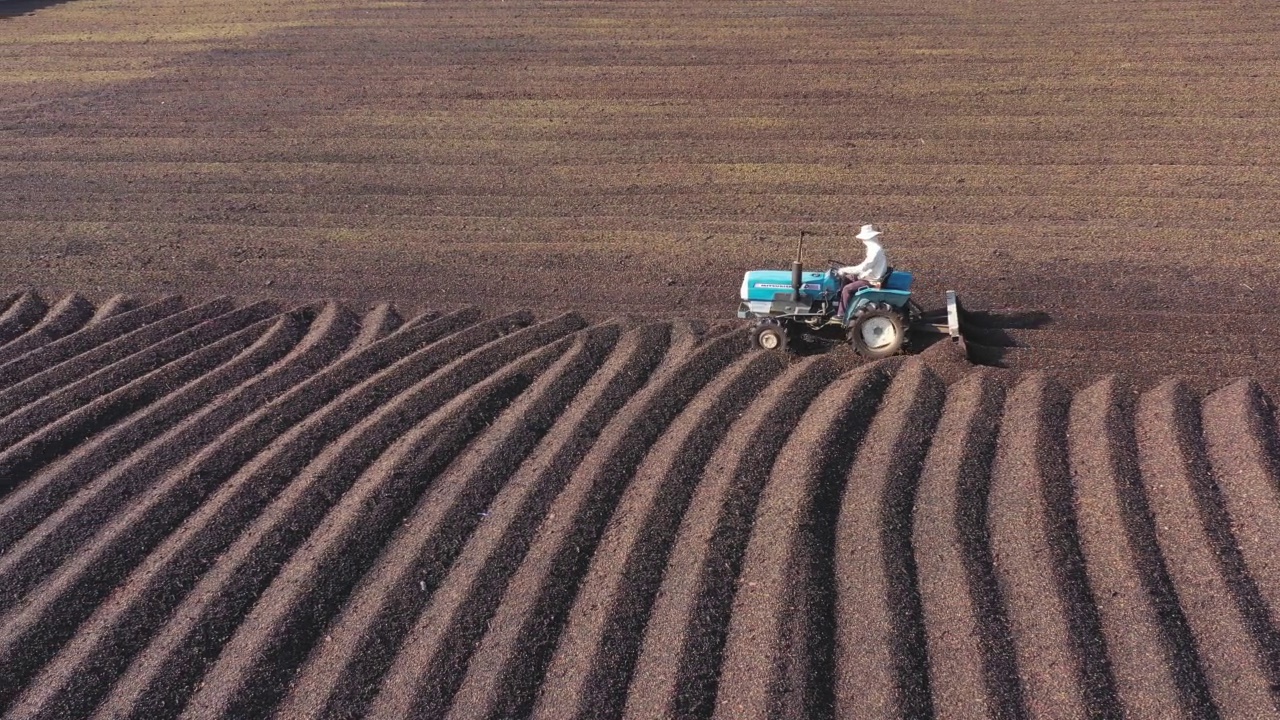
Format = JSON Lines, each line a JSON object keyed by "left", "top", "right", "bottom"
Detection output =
{"left": 856, "top": 223, "right": 882, "bottom": 241}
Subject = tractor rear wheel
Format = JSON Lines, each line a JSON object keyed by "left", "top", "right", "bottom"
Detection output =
{"left": 751, "top": 324, "right": 788, "bottom": 352}
{"left": 849, "top": 305, "right": 906, "bottom": 359}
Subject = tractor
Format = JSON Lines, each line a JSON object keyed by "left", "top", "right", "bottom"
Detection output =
{"left": 737, "top": 231, "right": 967, "bottom": 358}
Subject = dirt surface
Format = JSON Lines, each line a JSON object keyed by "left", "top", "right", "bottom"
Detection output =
{"left": 5, "top": 0, "right": 1280, "bottom": 718}
{"left": 0, "top": 293, "right": 1278, "bottom": 719}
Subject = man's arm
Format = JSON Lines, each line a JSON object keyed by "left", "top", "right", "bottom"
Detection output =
{"left": 838, "top": 258, "right": 870, "bottom": 278}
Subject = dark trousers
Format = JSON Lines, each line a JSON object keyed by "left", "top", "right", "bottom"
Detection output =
{"left": 838, "top": 280, "right": 870, "bottom": 317}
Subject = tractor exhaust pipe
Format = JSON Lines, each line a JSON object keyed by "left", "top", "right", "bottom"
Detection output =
{"left": 791, "top": 231, "right": 807, "bottom": 302}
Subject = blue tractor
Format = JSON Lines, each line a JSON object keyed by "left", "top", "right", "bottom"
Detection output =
{"left": 738, "top": 231, "right": 967, "bottom": 358}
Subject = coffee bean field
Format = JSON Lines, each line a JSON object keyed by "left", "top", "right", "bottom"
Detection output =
{"left": 4, "top": 0, "right": 1280, "bottom": 718}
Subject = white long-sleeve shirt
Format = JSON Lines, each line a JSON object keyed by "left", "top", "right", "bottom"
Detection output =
{"left": 838, "top": 239, "right": 888, "bottom": 282}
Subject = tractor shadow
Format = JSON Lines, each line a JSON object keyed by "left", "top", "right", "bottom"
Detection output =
{"left": 790, "top": 309, "right": 1052, "bottom": 366}
{"left": 951, "top": 309, "right": 1053, "bottom": 367}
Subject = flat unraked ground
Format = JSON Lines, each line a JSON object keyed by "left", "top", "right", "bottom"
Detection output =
{"left": 0, "top": 290, "right": 1279, "bottom": 719}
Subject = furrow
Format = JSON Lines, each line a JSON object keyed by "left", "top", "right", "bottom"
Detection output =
{"left": 988, "top": 373, "right": 1120, "bottom": 719}
{"left": 0, "top": 297, "right": 229, "bottom": 410}
{"left": 1135, "top": 381, "right": 1280, "bottom": 716}
{"left": 0, "top": 290, "right": 20, "bottom": 316}
{"left": 0, "top": 292, "right": 49, "bottom": 348}
{"left": 399, "top": 327, "right": 744, "bottom": 720}
{"left": 0, "top": 298, "right": 271, "bottom": 443}
{"left": 621, "top": 355, "right": 840, "bottom": 720}
{"left": 182, "top": 324, "right": 605, "bottom": 720}
{"left": 0, "top": 296, "right": 184, "bottom": 392}
{"left": 1069, "top": 377, "right": 1217, "bottom": 719}
{"left": 345, "top": 302, "right": 402, "bottom": 354}
{"left": 276, "top": 321, "right": 627, "bottom": 720}
{"left": 0, "top": 308, "right": 488, "bottom": 720}
{"left": 913, "top": 371, "right": 1021, "bottom": 720}
{"left": 530, "top": 348, "right": 783, "bottom": 720}
{"left": 0, "top": 313, "right": 299, "bottom": 712}
{"left": 336, "top": 322, "right": 670, "bottom": 720}
{"left": 835, "top": 360, "right": 946, "bottom": 719}
{"left": 398, "top": 308, "right": 443, "bottom": 332}
{"left": 0, "top": 301, "right": 283, "bottom": 493}
{"left": 87, "top": 313, "right": 580, "bottom": 720}
{"left": 0, "top": 293, "right": 94, "bottom": 366}
{"left": 86, "top": 294, "right": 135, "bottom": 325}
{"left": 1202, "top": 381, "right": 1280, "bottom": 642}
{"left": 0, "top": 304, "right": 353, "bottom": 602}
{"left": 712, "top": 362, "right": 895, "bottom": 720}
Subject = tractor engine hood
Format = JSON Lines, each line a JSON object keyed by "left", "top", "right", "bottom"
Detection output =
{"left": 740, "top": 269, "right": 835, "bottom": 302}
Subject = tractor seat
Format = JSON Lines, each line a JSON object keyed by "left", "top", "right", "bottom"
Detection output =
{"left": 869, "top": 266, "right": 895, "bottom": 289}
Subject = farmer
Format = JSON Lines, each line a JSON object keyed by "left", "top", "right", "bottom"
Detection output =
{"left": 836, "top": 223, "right": 889, "bottom": 318}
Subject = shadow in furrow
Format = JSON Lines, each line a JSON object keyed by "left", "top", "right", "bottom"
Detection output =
{"left": 183, "top": 329, "right": 591, "bottom": 720}
{"left": 353, "top": 323, "right": 672, "bottom": 720}
{"left": 834, "top": 361, "right": 946, "bottom": 719}
{"left": 1176, "top": 385, "right": 1280, "bottom": 695}
{"left": 0, "top": 292, "right": 49, "bottom": 347}
{"left": 531, "top": 349, "right": 786, "bottom": 720}
{"left": 621, "top": 355, "right": 842, "bottom": 720}
{"left": 425, "top": 329, "right": 746, "bottom": 720}
{"left": 1097, "top": 380, "right": 1219, "bottom": 717}
{"left": 0, "top": 308, "right": 481, "bottom": 720}
{"left": 0, "top": 293, "right": 93, "bottom": 366}
{"left": 0, "top": 296, "right": 184, "bottom": 392}
{"left": 954, "top": 376, "right": 1026, "bottom": 719}
{"left": 1036, "top": 379, "right": 1123, "bottom": 719}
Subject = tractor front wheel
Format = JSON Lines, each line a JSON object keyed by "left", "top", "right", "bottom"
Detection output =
{"left": 849, "top": 304, "right": 906, "bottom": 359}
{"left": 751, "top": 324, "right": 788, "bottom": 352}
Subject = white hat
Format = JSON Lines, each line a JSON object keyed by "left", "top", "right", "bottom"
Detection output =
{"left": 856, "top": 223, "right": 882, "bottom": 241}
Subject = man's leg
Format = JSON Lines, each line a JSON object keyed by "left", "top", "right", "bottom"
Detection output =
{"left": 839, "top": 280, "right": 869, "bottom": 318}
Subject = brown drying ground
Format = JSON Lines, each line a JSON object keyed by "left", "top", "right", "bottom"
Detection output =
{"left": 0, "top": 293, "right": 1279, "bottom": 720}
{"left": 5, "top": 2, "right": 1280, "bottom": 720}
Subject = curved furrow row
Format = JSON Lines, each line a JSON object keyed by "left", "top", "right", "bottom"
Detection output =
{"left": 621, "top": 355, "right": 841, "bottom": 720}
{"left": 913, "top": 371, "right": 1021, "bottom": 720}
{"left": 275, "top": 321, "right": 634, "bottom": 720}
{"left": 2, "top": 288, "right": 1280, "bottom": 719}
{"left": 183, "top": 324, "right": 613, "bottom": 720}
{"left": 0, "top": 292, "right": 49, "bottom": 348}
{"left": 0, "top": 299, "right": 277, "bottom": 450}
{"left": 988, "top": 373, "right": 1120, "bottom": 719}
{"left": 835, "top": 360, "right": 947, "bottom": 719}
{"left": 1135, "top": 382, "right": 1280, "bottom": 716}
{"left": 86, "top": 313, "right": 584, "bottom": 720}
{"left": 712, "top": 362, "right": 896, "bottom": 720}
{"left": 1, "top": 308, "right": 488, "bottom": 720}
{"left": 0, "top": 302, "right": 286, "bottom": 495}
{"left": 0, "top": 312, "right": 302, "bottom": 711}
{"left": 0, "top": 296, "right": 184, "bottom": 392}
{"left": 531, "top": 349, "right": 785, "bottom": 720}
{"left": 0, "top": 290, "right": 20, "bottom": 316}
{"left": 339, "top": 322, "right": 673, "bottom": 720}
{"left": 0, "top": 297, "right": 230, "bottom": 412}
{"left": 344, "top": 302, "right": 403, "bottom": 354}
{"left": 413, "top": 326, "right": 746, "bottom": 720}
{"left": 1202, "top": 381, "right": 1280, "bottom": 635}
{"left": 86, "top": 294, "right": 135, "bottom": 325}
{"left": 0, "top": 304, "right": 312, "bottom": 570}
{"left": 0, "top": 304, "right": 354, "bottom": 602}
{"left": 399, "top": 307, "right": 445, "bottom": 332}
{"left": 1068, "top": 377, "right": 1217, "bottom": 719}
{"left": 0, "top": 293, "right": 94, "bottom": 367}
